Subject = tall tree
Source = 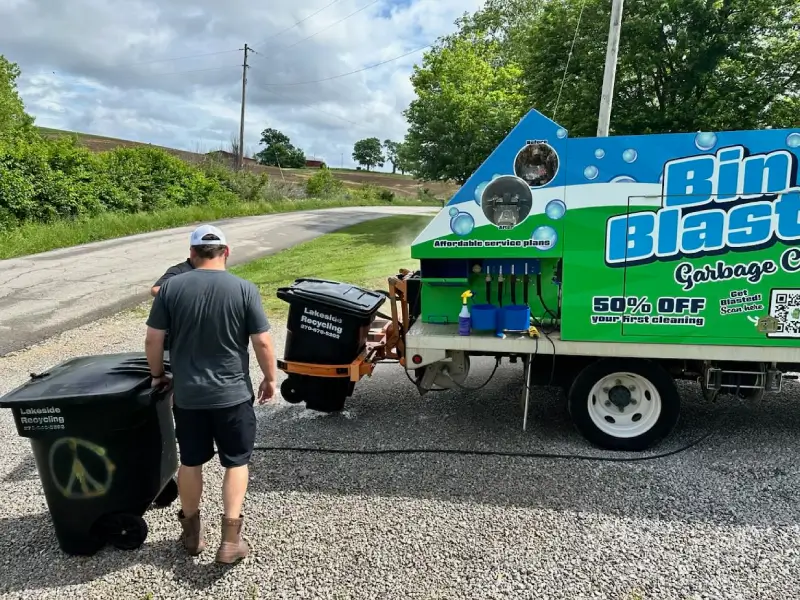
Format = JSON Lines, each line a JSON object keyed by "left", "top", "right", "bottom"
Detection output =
{"left": 254, "top": 128, "right": 306, "bottom": 168}
{"left": 383, "top": 140, "right": 401, "bottom": 174}
{"left": 352, "top": 137, "right": 385, "bottom": 171}
{"left": 515, "top": 0, "right": 800, "bottom": 136}
{"left": 394, "top": 142, "right": 413, "bottom": 175}
{"left": 0, "top": 55, "right": 34, "bottom": 142}
{"left": 403, "top": 37, "right": 526, "bottom": 184}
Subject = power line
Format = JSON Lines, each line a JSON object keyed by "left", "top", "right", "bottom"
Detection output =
{"left": 53, "top": 65, "right": 240, "bottom": 78}
{"left": 553, "top": 0, "right": 587, "bottom": 122}
{"left": 253, "top": 44, "right": 430, "bottom": 87}
{"left": 255, "top": 84, "right": 361, "bottom": 126}
{"left": 108, "top": 49, "right": 240, "bottom": 69}
{"left": 254, "top": 0, "right": 382, "bottom": 62}
{"left": 252, "top": 0, "right": 342, "bottom": 51}
{"left": 133, "top": 65, "right": 241, "bottom": 77}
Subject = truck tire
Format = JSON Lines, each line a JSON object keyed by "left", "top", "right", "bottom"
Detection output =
{"left": 567, "top": 358, "right": 680, "bottom": 451}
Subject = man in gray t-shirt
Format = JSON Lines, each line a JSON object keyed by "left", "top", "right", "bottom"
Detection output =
{"left": 145, "top": 224, "right": 277, "bottom": 565}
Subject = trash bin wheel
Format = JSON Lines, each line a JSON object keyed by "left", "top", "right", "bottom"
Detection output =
{"left": 305, "top": 379, "right": 353, "bottom": 413}
{"left": 280, "top": 378, "right": 304, "bottom": 404}
{"left": 153, "top": 477, "right": 179, "bottom": 508}
{"left": 305, "top": 394, "right": 346, "bottom": 413}
{"left": 94, "top": 513, "right": 149, "bottom": 551}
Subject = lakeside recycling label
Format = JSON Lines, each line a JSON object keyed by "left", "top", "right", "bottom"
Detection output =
{"left": 299, "top": 306, "right": 343, "bottom": 340}
{"left": 16, "top": 406, "right": 66, "bottom": 432}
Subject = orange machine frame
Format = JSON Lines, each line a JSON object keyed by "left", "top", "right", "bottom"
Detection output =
{"left": 276, "top": 271, "right": 412, "bottom": 382}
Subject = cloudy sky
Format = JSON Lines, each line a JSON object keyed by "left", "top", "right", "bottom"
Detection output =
{"left": 1, "top": 0, "right": 484, "bottom": 170}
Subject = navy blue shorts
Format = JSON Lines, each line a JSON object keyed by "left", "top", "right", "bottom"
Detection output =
{"left": 172, "top": 399, "right": 256, "bottom": 468}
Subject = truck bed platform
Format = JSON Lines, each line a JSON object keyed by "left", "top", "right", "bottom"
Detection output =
{"left": 405, "top": 322, "right": 800, "bottom": 364}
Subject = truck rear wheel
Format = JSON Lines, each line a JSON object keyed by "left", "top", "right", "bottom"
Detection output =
{"left": 567, "top": 358, "right": 680, "bottom": 451}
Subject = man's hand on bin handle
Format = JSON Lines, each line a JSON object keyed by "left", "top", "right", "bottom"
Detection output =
{"left": 151, "top": 373, "right": 173, "bottom": 394}
{"left": 257, "top": 379, "right": 276, "bottom": 404}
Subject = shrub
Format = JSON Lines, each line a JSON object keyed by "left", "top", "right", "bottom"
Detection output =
{"left": 379, "top": 189, "right": 395, "bottom": 202}
{"left": 348, "top": 183, "right": 379, "bottom": 201}
{"left": 305, "top": 167, "right": 344, "bottom": 198}
{"left": 416, "top": 187, "right": 440, "bottom": 204}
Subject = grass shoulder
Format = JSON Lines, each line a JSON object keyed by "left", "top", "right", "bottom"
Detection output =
{"left": 230, "top": 214, "right": 427, "bottom": 321}
{"left": 0, "top": 198, "right": 434, "bottom": 260}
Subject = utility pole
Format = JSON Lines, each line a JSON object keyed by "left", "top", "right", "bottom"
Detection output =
{"left": 596, "top": 0, "right": 624, "bottom": 137}
{"left": 238, "top": 44, "right": 251, "bottom": 170}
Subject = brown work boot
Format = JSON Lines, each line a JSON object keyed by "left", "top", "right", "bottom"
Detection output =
{"left": 215, "top": 515, "right": 249, "bottom": 564}
{"left": 178, "top": 509, "right": 206, "bottom": 556}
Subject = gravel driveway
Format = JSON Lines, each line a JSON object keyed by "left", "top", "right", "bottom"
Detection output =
{"left": 1, "top": 308, "right": 799, "bottom": 599}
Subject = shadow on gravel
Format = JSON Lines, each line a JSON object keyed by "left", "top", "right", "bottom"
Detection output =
{"left": 248, "top": 365, "right": 800, "bottom": 531}
{"left": 2, "top": 453, "right": 36, "bottom": 483}
{"left": 0, "top": 510, "right": 239, "bottom": 594}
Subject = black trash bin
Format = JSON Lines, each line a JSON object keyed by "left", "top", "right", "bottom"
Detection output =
{"left": 0, "top": 353, "right": 179, "bottom": 556}
{"left": 277, "top": 278, "right": 386, "bottom": 412}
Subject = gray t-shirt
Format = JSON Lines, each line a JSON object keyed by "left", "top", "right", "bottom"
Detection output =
{"left": 146, "top": 269, "right": 271, "bottom": 410}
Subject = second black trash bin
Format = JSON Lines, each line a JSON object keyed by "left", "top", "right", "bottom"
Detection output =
{"left": 277, "top": 278, "right": 386, "bottom": 412}
{"left": 0, "top": 353, "right": 179, "bottom": 556}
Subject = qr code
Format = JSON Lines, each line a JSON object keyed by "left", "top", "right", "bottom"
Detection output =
{"left": 768, "top": 288, "right": 800, "bottom": 338}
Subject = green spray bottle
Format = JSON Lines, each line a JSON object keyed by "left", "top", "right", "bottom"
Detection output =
{"left": 459, "top": 290, "right": 473, "bottom": 336}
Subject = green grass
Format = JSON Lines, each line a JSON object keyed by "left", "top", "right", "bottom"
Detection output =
{"left": 230, "top": 215, "right": 428, "bottom": 320}
{"left": 0, "top": 198, "right": 434, "bottom": 260}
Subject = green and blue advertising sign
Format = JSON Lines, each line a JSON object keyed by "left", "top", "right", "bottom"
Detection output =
{"left": 411, "top": 109, "right": 800, "bottom": 346}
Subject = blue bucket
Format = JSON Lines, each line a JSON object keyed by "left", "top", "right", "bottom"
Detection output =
{"left": 470, "top": 304, "right": 497, "bottom": 330}
{"left": 498, "top": 305, "right": 530, "bottom": 331}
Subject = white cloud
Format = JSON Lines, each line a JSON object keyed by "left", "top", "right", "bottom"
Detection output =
{"left": 1, "top": 0, "right": 484, "bottom": 169}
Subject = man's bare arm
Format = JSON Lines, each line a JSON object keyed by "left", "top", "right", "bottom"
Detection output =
{"left": 145, "top": 326, "right": 167, "bottom": 376}
{"left": 250, "top": 331, "right": 277, "bottom": 383}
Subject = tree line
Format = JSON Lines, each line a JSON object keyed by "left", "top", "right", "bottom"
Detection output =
{"left": 1, "top": 56, "right": 273, "bottom": 228}
{"left": 254, "top": 128, "right": 413, "bottom": 174}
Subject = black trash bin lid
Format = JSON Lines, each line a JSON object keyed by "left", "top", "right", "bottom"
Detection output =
{"left": 0, "top": 353, "right": 165, "bottom": 408}
{"left": 277, "top": 278, "right": 386, "bottom": 317}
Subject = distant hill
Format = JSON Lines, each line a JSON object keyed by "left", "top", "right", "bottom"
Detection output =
{"left": 35, "top": 127, "right": 458, "bottom": 199}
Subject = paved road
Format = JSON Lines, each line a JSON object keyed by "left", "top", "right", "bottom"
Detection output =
{"left": 0, "top": 206, "right": 435, "bottom": 356}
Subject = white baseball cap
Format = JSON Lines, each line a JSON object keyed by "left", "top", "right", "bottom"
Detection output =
{"left": 189, "top": 224, "right": 227, "bottom": 246}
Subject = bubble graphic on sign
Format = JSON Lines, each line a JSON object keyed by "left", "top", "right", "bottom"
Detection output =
{"left": 474, "top": 181, "right": 488, "bottom": 203}
{"left": 594, "top": 148, "right": 605, "bottom": 159}
{"left": 610, "top": 175, "right": 636, "bottom": 183}
{"left": 448, "top": 207, "right": 459, "bottom": 217}
{"left": 622, "top": 149, "right": 638, "bottom": 163}
{"left": 787, "top": 133, "right": 800, "bottom": 148}
{"left": 492, "top": 173, "right": 503, "bottom": 180}
{"left": 695, "top": 132, "right": 717, "bottom": 151}
{"left": 545, "top": 199, "right": 566, "bottom": 220}
{"left": 583, "top": 165, "right": 599, "bottom": 180}
{"left": 556, "top": 128, "right": 567, "bottom": 139}
{"left": 450, "top": 212, "right": 475, "bottom": 236}
{"left": 531, "top": 226, "right": 558, "bottom": 250}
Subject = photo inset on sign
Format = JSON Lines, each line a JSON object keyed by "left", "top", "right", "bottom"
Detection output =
{"left": 514, "top": 142, "right": 559, "bottom": 187}
{"left": 480, "top": 175, "right": 533, "bottom": 229}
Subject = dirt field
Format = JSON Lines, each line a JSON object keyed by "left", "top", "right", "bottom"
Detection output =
{"left": 37, "top": 128, "right": 458, "bottom": 199}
